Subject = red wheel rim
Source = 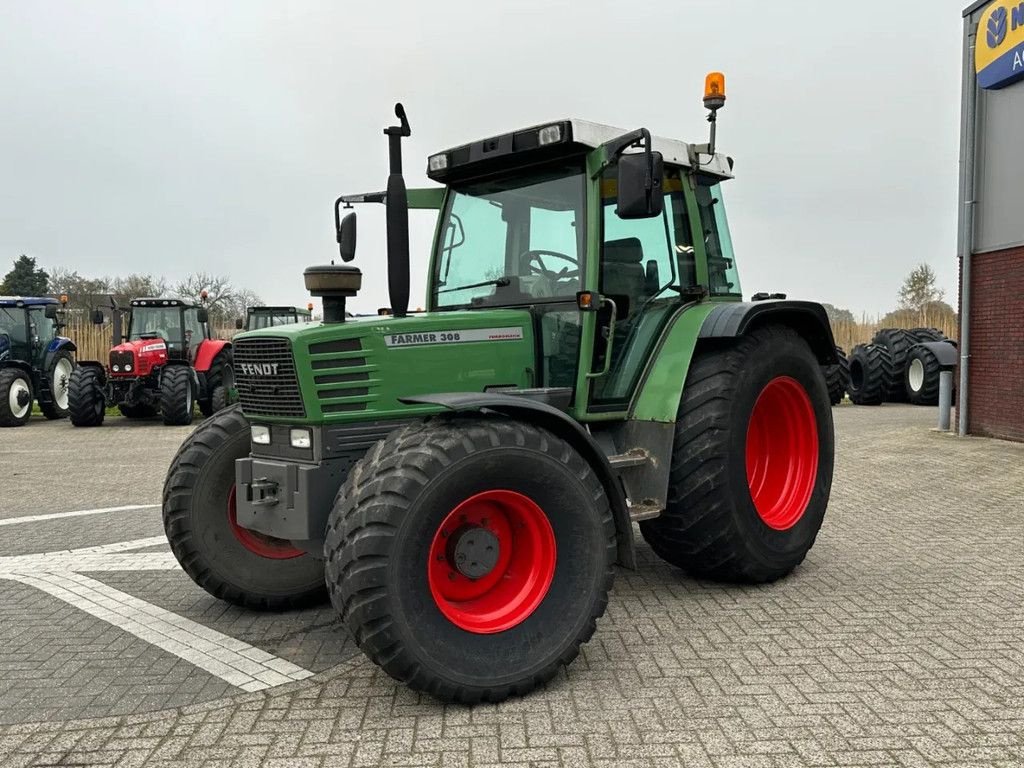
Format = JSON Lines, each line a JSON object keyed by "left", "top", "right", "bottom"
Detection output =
{"left": 427, "top": 489, "right": 556, "bottom": 634}
{"left": 745, "top": 376, "right": 819, "bottom": 531}
{"left": 227, "top": 485, "right": 305, "bottom": 559}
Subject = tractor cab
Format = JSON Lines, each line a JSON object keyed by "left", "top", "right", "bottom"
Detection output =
{"left": 0, "top": 296, "right": 76, "bottom": 426}
{"left": 110, "top": 298, "right": 211, "bottom": 373}
{"left": 238, "top": 305, "right": 313, "bottom": 331}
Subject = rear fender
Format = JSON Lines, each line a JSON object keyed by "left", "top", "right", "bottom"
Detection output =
{"left": 698, "top": 300, "right": 838, "bottom": 364}
{"left": 193, "top": 339, "right": 231, "bottom": 372}
{"left": 399, "top": 392, "right": 636, "bottom": 569}
{"left": 42, "top": 338, "right": 77, "bottom": 371}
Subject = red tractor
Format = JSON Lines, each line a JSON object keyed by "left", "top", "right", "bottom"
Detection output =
{"left": 68, "top": 297, "right": 233, "bottom": 426}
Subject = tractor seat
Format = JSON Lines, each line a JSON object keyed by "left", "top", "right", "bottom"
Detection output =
{"left": 602, "top": 238, "right": 647, "bottom": 315}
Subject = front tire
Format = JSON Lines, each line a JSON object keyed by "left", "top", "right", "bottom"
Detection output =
{"left": 0, "top": 368, "right": 33, "bottom": 427}
{"left": 68, "top": 366, "right": 106, "bottom": 427}
{"left": 38, "top": 351, "right": 74, "bottom": 420}
{"left": 162, "top": 405, "right": 328, "bottom": 610}
{"left": 324, "top": 418, "right": 616, "bottom": 703}
{"left": 640, "top": 325, "right": 834, "bottom": 583}
{"left": 160, "top": 366, "right": 194, "bottom": 426}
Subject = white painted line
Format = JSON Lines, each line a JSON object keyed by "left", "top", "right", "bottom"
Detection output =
{"left": 0, "top": 504, "right": 160, "bottom": 526}
{"left": 0, "top": 536, "right": 315, "bottom": 692}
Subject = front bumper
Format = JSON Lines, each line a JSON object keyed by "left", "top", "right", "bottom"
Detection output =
{"left": 234, "top": 419, "right": 413, "bottom": 553}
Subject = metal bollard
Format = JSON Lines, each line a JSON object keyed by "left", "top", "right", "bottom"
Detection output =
{"left": 938, "top": 370, "right": 953, "bottom": 431}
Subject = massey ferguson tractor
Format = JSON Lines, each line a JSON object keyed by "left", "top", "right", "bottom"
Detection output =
{"left": 163, "top": 78, "right": 838, "bottom": 703}
{"left": 236, "top": 304, "right": 313, "bottom": 331}
{"left": 69, "top": 297, "right": 232, "bottom": 426}
{"left": 0, "top": 296, "right": 76, "bottom": 426}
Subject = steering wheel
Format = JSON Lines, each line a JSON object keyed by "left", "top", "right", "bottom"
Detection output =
{"left": 520, "top": 249, "right": 580, "bottom": 282}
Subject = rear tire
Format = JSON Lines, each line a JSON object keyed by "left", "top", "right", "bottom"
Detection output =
{"left": 640, "top": 325, "right": 833, "bottom": 583}
{"left": 324, "top": 418, "right": 616, "bottom": 703}
{"left": 163, "top": 405, "right": 328, "bottom": 610}
{"left": 118, "top": 403, "right": 158, "bottom": 419}
{"left": 846, "top": 344, "right": 887, "bottom": 406}
{"left": 909, "top": 327, "right": 946, "bottom": 343}
{"left": 199, "top": 349, "right": 232, "bottom": 417}
{"left": 0, "top": 368, "right": 33, "bottom": 427}
{"left": 38, "top": 351, "right": 74, "bottom": 420}
{"left": 210, "top": 385, "right": 228, "bottom": 414}
{"left": 871, "top": 328, "right": 913, "bottom": 402}
{"left": 160, "top": 366, "right": 194, "bottom": 426}
{"left": 68, "top": 366, "right": 106, "bottom": 427}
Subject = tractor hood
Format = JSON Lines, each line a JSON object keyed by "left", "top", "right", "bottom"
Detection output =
{"left": 232, "top": 309, "right": 538, "bottom": 424}
{"left": 108, "top": 337, "right": 170, "bottom": 376}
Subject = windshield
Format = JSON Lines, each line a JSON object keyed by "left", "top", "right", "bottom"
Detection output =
{"left": 248, "top": 311, "right": 301, "bottom": 330}
{"left": 128, "top": 307, "right": 183, "bottom": 342}
{"left": 0, "top": 308, "right": 26, "bottom": 344}
{"left": 433, "top": 166, "right": 585, "bottom": 309}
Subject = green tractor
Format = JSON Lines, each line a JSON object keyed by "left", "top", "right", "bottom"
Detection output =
{"left": 164, "top": 82, "right": 837, "bottom": 703}
{"left": 0, "top": 296, "right": 76, "bottom": 426}
{"left": 237, "top": 304, "right": 314, "bottom": 331}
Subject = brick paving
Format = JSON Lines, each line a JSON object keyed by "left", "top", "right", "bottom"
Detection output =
{"left": 0, "top": 406, "right": 1021, "bottom": 766}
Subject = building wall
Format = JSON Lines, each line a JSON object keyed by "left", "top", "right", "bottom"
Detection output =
{"left": 966, "top": 245, "right": 1024, "bottom": 442}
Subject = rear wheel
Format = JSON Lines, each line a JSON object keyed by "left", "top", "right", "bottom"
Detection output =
{"left": 872, "top": 328, "right": 913, "bottom": 402}
{"left": 324, "top": 418, "right": 616, "bottom": 703}
{"left": 904, "top": 345, "right": 941, "bottom": 405}
{"left": 160, "top": 366, "right": 194, "bottom": 426}
{"left": 163, "top": 405, "right": 327, "bottom": 610}
{"left": 0, "top": 368, "right": 33, "bottom": 427}
{"left": 38, "top": 351, "right": 74, "bottom": 420}
{"left": 199, "top": 349, "right": 232, "bottom": 417}
{"left": 68, "top": 366, "right": 106, "bottom": 427}
{"left": 640, "top": 325, "right": 834, "bottom": 583}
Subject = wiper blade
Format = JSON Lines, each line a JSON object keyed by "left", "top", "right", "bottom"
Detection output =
{"left": 436, "top": 277, "right": 511, "bottom": 295}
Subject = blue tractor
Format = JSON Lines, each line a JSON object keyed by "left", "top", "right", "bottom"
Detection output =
{"left": 0, "top": 296, "right": 77, "bottom": 427}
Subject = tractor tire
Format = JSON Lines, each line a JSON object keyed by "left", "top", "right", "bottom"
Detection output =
{"left": 909, "top": 327, "right": 947, "bottom": 343}
{"left": 846, "top": 344, "right": 887, "bottom": 406}
{"left": 824, "top": 345, "right": 849, "bottom": 406}
{"left": 199, "top": 349, "right": 233, "bottom": 417}
{"left": 871, "top": 328, "right": 913, "bottom": 402}
{"left": 68, "top": 366, "right": 106, "bottom": 427}
{"left": 0, "top": 368, "right": 34, "bottom": 427}
{"left": 163, "top": 405, "right": 328, "bottom": 610}
{"left": 210, "top": 385, "right": 228, "bottom": 414}
{"left": 38, "top": 351, "right": 75, "bottom": 420}
{"left": 118, "top": 403, "right": 158, "bottom": 419}
{"left": 904, "top": 345, "right": 942, "bottom": 405}
{"left": 639, "top": 325, "right": 833, "bottom": 583}
{"left": 324, "top": 418, "right": 616, "bottom": 704}
{"left": 160, "top": 366, "right": 195, "bottom": 426}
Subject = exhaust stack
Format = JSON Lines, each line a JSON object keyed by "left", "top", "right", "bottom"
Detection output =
{"left": 384, "top": 103, "right": 411, "bottom": 318}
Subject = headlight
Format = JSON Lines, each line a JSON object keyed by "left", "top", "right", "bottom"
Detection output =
{"left": 289, "top": 428, "right": 312, "bottom": 449}
{"left": 112, "top": 365, "right": 120, "bottom": 372}
{"left": 251, "top": 425, "right": 271, "bottom": 445}
{"left": 538, "top": 124, "right": 563, "bottom": 146}
{"left": 124, "top": 365, "right": 132, "bottom": 372}
{"left": 428, "top": 153, "right": 449, "bottom": 172}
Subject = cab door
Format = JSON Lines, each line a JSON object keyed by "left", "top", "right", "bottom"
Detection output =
{"left": 583, "top": 167, "right": 698, "bottom": 414}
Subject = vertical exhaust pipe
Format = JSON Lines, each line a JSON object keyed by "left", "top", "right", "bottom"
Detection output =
{"left": 384, "top": 103, "right": 411, "bottom": 318}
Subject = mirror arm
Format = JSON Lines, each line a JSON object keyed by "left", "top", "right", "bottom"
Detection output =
{"left": 599, "top": 127, "right": 657, "bottom": 206}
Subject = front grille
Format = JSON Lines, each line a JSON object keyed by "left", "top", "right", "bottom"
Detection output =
{"left": 234, "top": 337, "right": 305, "bottom": 418}
{"left": 308, "top": 337, "right": 371, "bottom": 415}
{"left": 109, "top": 350, "right": 135, "bottom": 374}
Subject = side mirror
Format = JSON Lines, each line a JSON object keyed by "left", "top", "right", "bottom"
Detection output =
{"left": 338, "top": 211, "right": 357, "bottom": 262}
{"left": 91, "top": 309, "right": 105, "bottom": 325}
{"left": 616, "top": 151, "right": 664, "bottom": 219}
{"left": 197, "top": 308, "right": 209, "bottom": 324}
{"left": 44, "top": 304, "right": 59, "bottom": 320}
{"left": 234, "top": 317, "right": 244, "bottom": 330}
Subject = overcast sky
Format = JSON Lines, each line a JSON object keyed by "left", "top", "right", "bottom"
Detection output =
{"left": 1, "top": 1, "right": 970, "bottom": 316}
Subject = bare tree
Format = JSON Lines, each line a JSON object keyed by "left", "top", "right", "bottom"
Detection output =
{"left": 174, "top": 273, "right": 260, "bottom": 324}
{"left": 898, "top": 264, "right": 946, "bottom": 325}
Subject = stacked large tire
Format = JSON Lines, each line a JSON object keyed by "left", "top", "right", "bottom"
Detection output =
{"left": 845, "top": 327, "right": 956, "bottom": 407}
{"left": 823, "top": 346, "right": 850, "bottom": 406}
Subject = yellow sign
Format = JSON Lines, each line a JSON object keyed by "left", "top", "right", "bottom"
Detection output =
{"left": 976, "top": 1, "right": 1024, "bottom": 89}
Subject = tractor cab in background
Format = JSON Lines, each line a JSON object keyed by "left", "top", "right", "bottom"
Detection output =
{"left": 237, "top": 305, "right": 313, "bottom": 331}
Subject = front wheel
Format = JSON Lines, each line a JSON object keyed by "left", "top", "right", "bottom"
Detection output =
{"left": 68, "top": 366, "right": 106, "bottom": 427}
{"left": 162, "top": 405, "right": 328, "bottom": 610}
{"left": 324, "top": 418, "right": 616, "bottom": 703}
{"left": 160, "top": 366, "right": 194, "bottom": 426}
{"left": 0, "top": 368, "right": 33, "bottom": 427}
{"left": 641, "top": 325, "right": 834, "bottom": 583}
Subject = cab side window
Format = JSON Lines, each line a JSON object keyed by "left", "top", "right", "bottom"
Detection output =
{"left": 695, "top": 179, "right": 741, "bottom": 297}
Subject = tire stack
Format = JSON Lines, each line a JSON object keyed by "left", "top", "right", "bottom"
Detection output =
{"left": 845, "top": 327, "right": 956, "bottom": 406}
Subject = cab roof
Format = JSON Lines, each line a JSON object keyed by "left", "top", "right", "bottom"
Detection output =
{"left": 130, "top": 297, "right": 199, "bottom": 308}
{"left": 426, "top": 118, "right": 734, "bottom": 184}
{"left": 0, "top": 296, "right": 59, "bottom": 307}
{"left": 248, "top": 306, "right": 311, "bottom": 315}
